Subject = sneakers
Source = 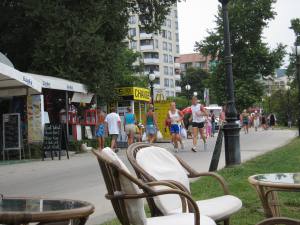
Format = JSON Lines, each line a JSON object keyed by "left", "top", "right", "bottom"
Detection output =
{"left": 174, "top": 148, "right": 179, "bottom": 153}
{"left": 191, "top": 146, "right": 197, "bottom": 152}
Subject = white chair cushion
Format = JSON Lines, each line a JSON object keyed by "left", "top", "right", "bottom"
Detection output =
{"left": 136, "top": 146, "right": 190, "bottom": 215}
{"left": 100, "top": 148, "right": 147, "bottom": 225}
{"left": 147, "top": 213, "right": 216, "bottom": 225}
{"left": 196, "top": 195, "right": 242, "bottom": 221}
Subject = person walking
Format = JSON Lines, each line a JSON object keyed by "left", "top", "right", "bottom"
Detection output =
{"left": 210, "top": 110, "right": 216, "bottom": 137}
{"left": 241, "top": 109, "right": 250, "bottom": 134}
{"left": 253, "top": 112, "right": 260, "bottom": 132}
{"left": 124, "top": 107, "right": 135, "bottom": 146}
{"left": 105, "top": 107, "right": 121, "bottom": 152}
{"left": 167, "top": 102, "right": 184, "bottom": 152}
{"left": 269, "top": 113, "right": 276, "bottom": 130}
{"left": 95, "top": 108, "right": 106, "bottom": 151}
{"left": 190, "top": 96, "right": 208, "bottom": 152}
{"left": 261, "top": 113, "right": 267, "bottom": 130}
{"left": 145, "top": 105, "right": 158, "bottom": 144}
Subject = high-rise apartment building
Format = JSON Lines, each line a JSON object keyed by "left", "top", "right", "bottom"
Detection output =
{"left": 126, "top": 4, "right": 181, "bottom": 98}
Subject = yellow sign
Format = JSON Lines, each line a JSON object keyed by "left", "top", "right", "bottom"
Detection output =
{"left": 155, "top": 100, "right": 172, "bottom": 140}
{"left": 117, "top": 87, "right": 150, "bottom": 102}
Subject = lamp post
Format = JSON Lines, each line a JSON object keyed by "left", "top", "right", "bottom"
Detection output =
{"left": 218, "top": 0, "right": 241, "bottom": 166}
{"left": 292, "top": 44, "right": 300, "bottom": 136}
{"left": 185, "top": 84, "right": 191, "bottom": 106}
{"left": 287, "top": 85, "right": 292, "bottom": 128}
{"left": 267, "top": 92, "right": 271, "bottom": 114}
{"left": 148, "top": 69, "right": 156, "bottom": 105}
{"left": 193, "top": 91, "right": 198, "bottom": 97}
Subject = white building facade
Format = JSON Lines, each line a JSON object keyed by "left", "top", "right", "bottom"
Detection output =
{"left": 126, "top": 4, "right": 181, "bottom": 98}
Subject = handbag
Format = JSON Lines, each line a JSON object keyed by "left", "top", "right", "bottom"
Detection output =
{"left": 180, "top": 127, "right": 187, "bottom": 139}
{"left": 156, "top": 130, "right": 163, "bottom": 140}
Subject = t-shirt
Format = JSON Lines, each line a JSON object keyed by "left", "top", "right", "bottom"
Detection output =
{"left": 105, "top": 112, "right": 121, "bottom": 135}
{"left": 191, "top": 104, "right": 205, "bottom": 123}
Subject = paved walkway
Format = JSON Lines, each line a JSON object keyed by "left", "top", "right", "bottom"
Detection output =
{"left": 0, "top": 129, "right": 297, "bottom": 224}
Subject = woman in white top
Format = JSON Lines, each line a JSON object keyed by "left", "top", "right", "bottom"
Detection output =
{"left": 190, "top": 96, "right": 208, "bottom": 152}
{"left": 166, "top": 102, "right": 184, "bottom": 152}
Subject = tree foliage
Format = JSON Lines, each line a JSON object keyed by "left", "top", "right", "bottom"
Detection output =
{"left": 0, "top": 0, "right": 177, "bottom": 102}
{"left": 179, "top": 67, "right": 209, "bottom": 100}
{"left": 196, "top": 0, "right": 286, "bottom": 111}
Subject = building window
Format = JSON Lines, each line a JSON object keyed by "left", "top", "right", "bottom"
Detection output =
{"left": 140, "top": 39, "right": 153, "bottom": 46}
{"left": 167, "top": 19, "right": 171, "bottom": 28}
{"left": 163, "top": 42, "right": 168, "bottom": 51}
{"left": 144, "top": 52, "right": 159, "bottom": 59}
{"left": 175, "top": 33, "right": 179, "bottom": 42}
{"left": 130, "top": 41, "right": 137, "bottom": 49}
{"left": 154, "top": 78, "right": 160, "bottom": 84}
{"left": 170, "top": 79, "right": 174, "bottom": 88}
{"left": 168, "top": 31, "right": 172, "bottom": 40}
{"left": 169, "top": 67, "right": 174, "bottom": 75}
{"left": 176, "top": 45, "right": 180, "bottom": 54}
{"left": 164, "top": 78, "right": 169, "bottom": 87}
{"left": 163, "top": 54, "right": 168, "bottom": 63}
{"left": 128, "top": 16, "right": 136, "bottom": 24}
{"left": 168, "top": 43, "right": 172, "bottom": 52}
{"left": 155, "top": 39, "right": 159, "bottom": 49}
{"left": 162, "top": 29, "right": 167, "bottom": 38}
{"left": 164, "top": 66, "right": 169, "bottom": 75}
{"left": 169, "top": 55, "right": 173, "bottom": 64}
{"left": 166, "top": 91, "right": 170, "bottom": 97}
{"left": 175, "top": 21, "right": 179, "bottom": 30}
{"left": 128, "top": 28, "right": 136, "bottom": 37}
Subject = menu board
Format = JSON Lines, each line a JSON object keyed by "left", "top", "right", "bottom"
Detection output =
{"left": 3, "top": 113, "right": 21, "bottom": 150}
{"left": 42, "top": 124, "right": 69, "bottom": 160}
{"left": 27, "top": 95, "right": 44, "bottom": 143}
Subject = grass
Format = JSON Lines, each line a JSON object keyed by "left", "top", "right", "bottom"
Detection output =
{"left": 100, "top": 138, "right": 300, "bottom": 225}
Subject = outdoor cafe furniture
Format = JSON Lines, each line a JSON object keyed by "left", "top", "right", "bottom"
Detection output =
{"left": 249, "top": 173, "right": 300, "bottom": 218}
{"left": 126, "top": 143, "right": 242, "bottom": 225}
{"left": 255, "top": 217, "right": 300, "bottom": 225}
{"left": 0, "top": 196, "right": 94, "bottom": 225}
{"left": 92, "top": 148, "right": 216, "bottom": 225}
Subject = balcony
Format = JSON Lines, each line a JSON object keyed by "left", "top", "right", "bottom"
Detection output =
{"left": 144, "top": 58, "right": 160, "bottom": 64}
{"left": 175, "top": 75, "right": 181, "bottom": 80}
{"left": 154, "top": 84, "right": 161, "bottom": 89}
{"left": 144, "top": 70, "right": 160, "bottom": 78}
{"left": 140, "top": 33, "right": 153, "bottom": 39}
{"left": 140, "top": 45, "right": 154, "bottom": 51}
{"left": 175, "top": 86, "right": 182, "bottom": 92}
{"left": 174, "top": 62, "right": 180, "bottom": 69}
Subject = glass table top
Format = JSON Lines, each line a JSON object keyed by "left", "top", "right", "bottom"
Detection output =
{"left": 253, "top": 173, "right": 300, "bottom": 185}
{"left": 0, "top": 198, "right": 88, "bottom": 213}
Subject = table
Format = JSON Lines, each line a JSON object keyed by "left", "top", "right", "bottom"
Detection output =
{"left": 249, "top": 173, "right": 300, "bottom": 218}
{"left": 0, "top": 196, "right": 94, "bottom": 225}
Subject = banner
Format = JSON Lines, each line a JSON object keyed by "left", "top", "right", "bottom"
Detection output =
{"left": 116, "top": 87, "right": 150, "bottom": 102}
{"left": 154, "top": 100, "right": 171, "bottom": 140}
{"left": 27, "top": 95, "right": 44, "bottom": 143}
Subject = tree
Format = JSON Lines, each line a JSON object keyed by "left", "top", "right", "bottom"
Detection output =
{"left": 196, "top": 0, "right": 286, "bottom": 111}
{"left": 0, "top": 0, "right": 177, "bottom": 102}
{"left": 180, "top": 67, "right": 209, "bottom": 101}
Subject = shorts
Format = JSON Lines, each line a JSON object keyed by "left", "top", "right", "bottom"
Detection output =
{"left": 96, "top": 124, "right": 105, "bottom": 137}
{"left": 170, "top": 124, "right": 180, "bottom": 134}
{"left": 146, "top": 124, "right": 156, "bottom": 135}
{"left": 192, "top": 122, "right": 205, "bottom": 129}
{"left": 243, "top": 121, "right": 248, "bottom": 126}
{"left": 110, "top": 134, "right": 118, "bottom": 140}
{"left": 125, "top": 124, "right": 135, "bottom": 135}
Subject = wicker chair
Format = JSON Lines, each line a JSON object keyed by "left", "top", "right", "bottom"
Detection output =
{"left": 126, "top": 142, "right": 243, "bottom": 225}
{"left": 92, "top": 148, "right": 216, "bottom": 225}
{"left": 255, "top": 217, "right": 300, "bottom": 225}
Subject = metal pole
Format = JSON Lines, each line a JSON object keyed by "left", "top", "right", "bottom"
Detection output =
{"left": 296, "top": 49, "right": 300, "bottom": 136}
{"left": 219, "top": 0, "right": 241, "bottom": 166}
{"left": 65, "top": 91, "right": 69, "bottom": 140}
{"left": 150, "top": 81, "right": 154, "bottom": 105}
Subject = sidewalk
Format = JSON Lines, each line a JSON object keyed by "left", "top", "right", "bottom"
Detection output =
{"left": 0, "top": 128, "right": 297, "bottom": 224}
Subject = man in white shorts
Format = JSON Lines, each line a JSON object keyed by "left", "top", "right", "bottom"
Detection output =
{"left": 190, "top": 96, "right": 208, "bottom": 152}
{"left": 105, "top": 107, "right": 121, "bottom": 152}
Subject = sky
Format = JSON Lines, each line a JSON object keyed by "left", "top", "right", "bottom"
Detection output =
{"left": 177, "top": 0, "right": 300, "bottom": 66}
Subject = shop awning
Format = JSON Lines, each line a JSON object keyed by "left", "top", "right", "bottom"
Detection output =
{"left": 0, "top": 62, "right": 42, "bottom": 97}
{"left": 25, "top": 73, "right": 88, "bottom": 94}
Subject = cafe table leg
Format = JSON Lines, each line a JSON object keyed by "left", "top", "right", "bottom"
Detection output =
{"left": 265, "top": 189, "right": 281, "bottom": 217}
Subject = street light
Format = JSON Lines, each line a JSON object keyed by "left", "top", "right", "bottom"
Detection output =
{"left": 292, "top": 44, "right": 300, "bottom": 136}
{"left": 218, "top": 0, "right": 241, "bottom": 166}
{"left": 185, "top": 84, "right": 191, "bottom": 106}
{"left": 287, "top": 85, "right": 292, "bottom": 128}
{"left": 148, "top": 69, "right": 156, "bottom": 105}
{"left": 193, "top": 91, "right": 198, "bottom": 97}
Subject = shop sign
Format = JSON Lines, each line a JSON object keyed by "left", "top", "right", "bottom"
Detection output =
{"left": 23, "top": 76, "right": 33, "bottom": 87}
{"left": 27, "top": 95, "right": 44, "bottom": 143}
{"left": 116, "top": 87, "right": 150, "bottom": 101}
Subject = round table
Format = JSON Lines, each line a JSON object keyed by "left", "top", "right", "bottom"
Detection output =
{"left": 0, "top": 197, "right": 94, "bottom": 225}
{"left": 248, "top": 173, "right": 300, "bottom": 218}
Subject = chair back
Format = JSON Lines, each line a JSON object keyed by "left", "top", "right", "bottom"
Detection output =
{"left": 93, "top": 148, "right": 147, "bottom": 225}
{"left": 127, "top": 143, "right": 190, "bottom": 215}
